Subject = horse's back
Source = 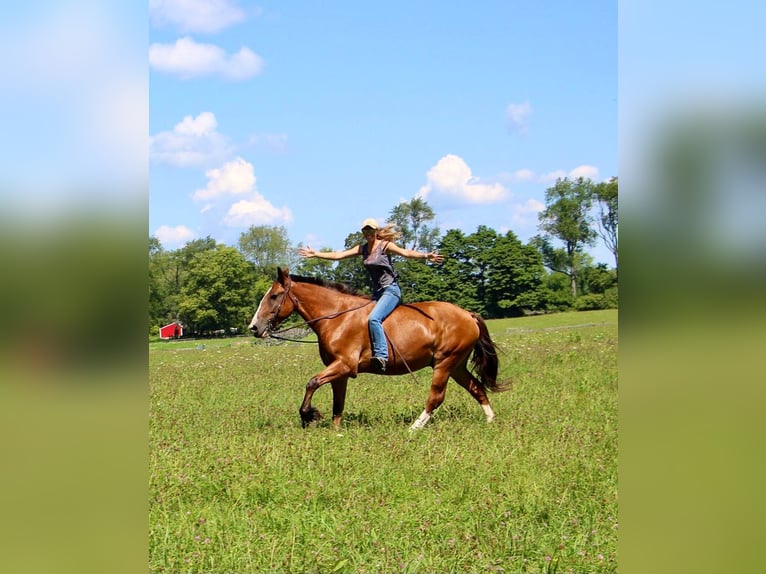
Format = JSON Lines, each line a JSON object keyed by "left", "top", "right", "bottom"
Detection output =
{"left": 399, "top": 300, "right": 476, "bottom": 321}
{"left": 393, "top": 300, "right": 480, "bottom": 342}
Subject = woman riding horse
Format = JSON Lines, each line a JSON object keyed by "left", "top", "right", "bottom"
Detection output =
{"left": 249, "top": 267, "right": 510, "bottom": 430}
{"left": 298, "top": 218, "right": 444, "bottom": 373}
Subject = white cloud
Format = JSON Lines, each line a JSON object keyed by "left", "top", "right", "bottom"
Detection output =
{"left": 417, "top": 154, "right": 509, "bottom": 204}
{"left": 224, "top": 197, "right": 293, "bottom": 227}
{"left": 149, "top": 36, "right": 264, "bottom": 80}
{"left": 505, "top": 101, "right": 532, "bottom": 135}
{"left": 539, "top": 165, "right": 600, "bottom": 183}
{"left": 539, "top": 169, "right": 568, "bottom": 183}
{"left": 569, "top": 164, "right": 600, "bottom": 180}
{"left": 509, "top": 168, "right": 535, "bottom": 183}
{"left": 150, "top": 111, "right": 234, "bottom": 167}
{"left": 150, "top": 0, "right": 246, "bottom": 34}
{"left": 154, "top": 224, "right": 196, "bottom": 246}
{"left": 193, "top": 157, "right": 256, "bottom": 201}
{"left": 191, "top": 157, "right": 292, "bottom": 228}
{"left": 176, "top": 111, "right": 217, "bottom": 135}
{"left": 510, "top": 198, "right": 545, "bottom": 227}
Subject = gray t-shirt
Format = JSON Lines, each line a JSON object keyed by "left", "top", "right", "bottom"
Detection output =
{"left": 361, "top": 241, "right": 397, "bottom": 296}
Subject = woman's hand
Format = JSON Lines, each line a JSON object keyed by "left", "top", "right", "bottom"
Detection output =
{"left": 426, "top": 251, "right": 444, "bottom": 264}
{"left": 298, "top": 246, "right": 315, "bottom": 258}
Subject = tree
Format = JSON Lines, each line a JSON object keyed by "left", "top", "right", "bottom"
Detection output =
{"left": 149, "top": 237, "right": 169, "bottom": 332}
{"left": 593, "top": 176, "right": 618, "bottom": 275}
{"left": 464, "top": 226, "right": 500, "bottom": 316}
{"left": 148, "top": 236, "right": 219, "bottom": 331}
{"left": 332, "top": 231, "right": 369, "bottom": 293}
{"left": 293, "top": 243, "right": 336, "bottom": 278}
{"left": 388, "top": 197, "right": 440, "bottom": 250}
{"left": 433, "top": 229, "right": 481, "bottom": 313}
{"left": 386, "top": 201, "right": 442, "bottom": 302}
{"left": 484, "top": 232, "right": 547, "bottom": 317}
{"left": 238, "top": 225, "right": 294, "bottom": 276}
{"left": 178, "top": 246, "right": 256, "bottom": 334}
{"left": 575, "top": 262, "right": 618, "bottom": 310}
{"left": 537, "top": 177, "right": 597, "bottom": 298}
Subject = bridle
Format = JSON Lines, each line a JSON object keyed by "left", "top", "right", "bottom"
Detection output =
{"left": 265, "top": 279, "right": 419, "bottom": 379}
{"left": 266, "top": 279, "right": 295, "bottom": 334}
{"left": 261, "top": 276, "right": 374, "bottom": 342}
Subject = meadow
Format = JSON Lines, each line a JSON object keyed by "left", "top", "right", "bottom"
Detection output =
{"left": 150, "top": 309, "right": 617, "bottom": 573}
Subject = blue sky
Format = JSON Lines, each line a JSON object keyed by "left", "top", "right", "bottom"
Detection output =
{"left": 148, "top": 1, "right": 618, "bottom": 264}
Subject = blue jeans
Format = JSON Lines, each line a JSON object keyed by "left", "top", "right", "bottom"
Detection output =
{"left": 368, "top": 284, "right": 401, "bottom": 360}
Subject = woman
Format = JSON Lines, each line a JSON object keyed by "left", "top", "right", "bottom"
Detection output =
{"left": 298, "top": 218, "right": 444, "bottom": 372}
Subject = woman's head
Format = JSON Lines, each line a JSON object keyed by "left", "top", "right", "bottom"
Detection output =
{"left": 361, "top": 218, "right": 401, "bottom": 242}
{"left": 361, "top": 218, "right": 378, "bottom": 238}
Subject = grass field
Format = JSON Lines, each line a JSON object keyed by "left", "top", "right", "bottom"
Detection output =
{"left": 150, "top": 309, "right": 617, "bottom": 573}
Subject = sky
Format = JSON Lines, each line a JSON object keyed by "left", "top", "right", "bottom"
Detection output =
{"left": 149, "top": 0, "right": 617, "bottom": 265}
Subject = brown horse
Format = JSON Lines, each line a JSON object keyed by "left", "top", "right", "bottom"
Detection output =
{"left": 249, "top": 267, "right": 510, "bottom": 430}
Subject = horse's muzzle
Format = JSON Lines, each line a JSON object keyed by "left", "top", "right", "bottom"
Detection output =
{"left": 249, "top": 324, "right": 268, "bottom": 338}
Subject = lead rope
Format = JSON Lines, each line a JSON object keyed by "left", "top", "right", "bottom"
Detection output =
{"left": 267, "top": 300, "right": 374, "bottom": 342}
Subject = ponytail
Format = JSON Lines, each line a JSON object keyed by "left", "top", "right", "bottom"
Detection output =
{"left": 376, "top": 224, "right": 402, "bottom": 242}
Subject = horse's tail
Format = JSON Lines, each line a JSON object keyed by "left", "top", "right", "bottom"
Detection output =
{"left": 470, "top": 313, "right": 511, "bottom": 393}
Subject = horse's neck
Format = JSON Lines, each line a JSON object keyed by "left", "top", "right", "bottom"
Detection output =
{"left": 292, "top": 282, "right": 366, "bottom": 322}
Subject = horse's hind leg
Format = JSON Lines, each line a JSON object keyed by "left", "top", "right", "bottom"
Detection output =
{"left": 410, "top": 365, "right": 452, "bottom": 431}
{"left": 451, "top": 362, "right": 496, "bottom": 423}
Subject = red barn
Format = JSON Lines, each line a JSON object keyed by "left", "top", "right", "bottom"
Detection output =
{"left": 159, "top": 322, "right": 183, "bottom": 340}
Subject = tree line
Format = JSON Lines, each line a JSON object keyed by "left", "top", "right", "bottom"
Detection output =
{"left": 149, "top": 177, "right": 617, "bottom": 337}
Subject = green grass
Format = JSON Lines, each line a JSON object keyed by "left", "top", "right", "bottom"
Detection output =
{"left": 150, "top": 309, "right": 617, "bottom": 573}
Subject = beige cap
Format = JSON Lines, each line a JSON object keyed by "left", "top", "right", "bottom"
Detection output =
{"left": 360, "top": 218, "right": 379, "bottom": 230}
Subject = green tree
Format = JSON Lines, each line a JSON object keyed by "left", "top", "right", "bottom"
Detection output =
{"left": 148, "top": 237, "right": 168, "bottom": 333}
{"left": 178, "top": 236, "right": 218, "bottom": 264}
{"left": 574, "top": 262, "right": 618, "bottom": 310}
{"left": 388, "top": 197, "right": 440, "bottom": 250}
{"left": 463, "top": 226, "right": 500, "bottom": 316}
{"left": 593, "top": 176, "right": 618, "bottom": 275}
{"left": 332, "top": 231, "right": 369, "bottom": 293}
{"left": 148, "top": 236, "right": 219, "bottom": 332}
{"left": 178, "top": 246, "right": 256, "bottom": 334}
{"left": 485, "top": 232, "right": 547, "bottom": 317}
{"left": 537, "top": 177, "right": 597, "bottom": 298}
{"left": 539, "top": 271, "right": 575, "bottom": 312}
{"left": 293, "top": 243, "right": 336, "bottom": 278}
{"left": 433, "top": 229, "right": 481, "bottom": 312}
{"left": 385, "top": 199, "right": 441, "bottom": 301}
{"left": 237, "top": 225, "right": 294, "bottom": 277}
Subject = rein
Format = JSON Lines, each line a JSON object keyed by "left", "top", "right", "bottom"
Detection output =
{"left": 264, "top": 281, "right": 422, "bottom": 385}
{"left": 267, "top": 284, "right": 372, "bottom": 343}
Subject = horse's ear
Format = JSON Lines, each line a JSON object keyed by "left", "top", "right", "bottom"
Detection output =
{"left": 277, "top": 266, "right": 290, "bottom": 285}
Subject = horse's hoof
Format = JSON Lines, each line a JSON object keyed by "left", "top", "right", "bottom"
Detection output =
{"left": 300, "top": 406, "right": 322, "bottom": 428}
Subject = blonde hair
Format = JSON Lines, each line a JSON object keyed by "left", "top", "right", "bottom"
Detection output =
{"left": 376, "top": 223, "right": 401, "bottom": 242}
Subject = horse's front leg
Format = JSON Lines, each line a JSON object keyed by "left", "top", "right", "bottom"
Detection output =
{"left": 299, "top": 376, "right": 324, "bottom": 427}
{"left": 298, "top": 361, "right": 352, "bottom": 428}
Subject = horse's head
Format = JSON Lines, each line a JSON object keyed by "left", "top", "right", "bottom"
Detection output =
{"left": 249, "top": 267, "right": 295, "bottom": 337}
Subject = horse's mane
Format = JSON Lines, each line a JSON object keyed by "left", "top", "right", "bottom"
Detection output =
{"left": 290, "top": 274, "right": 371, "bottom": 299}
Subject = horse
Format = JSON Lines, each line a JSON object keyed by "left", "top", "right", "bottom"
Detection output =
{"left": 248, "top": 267, "right": 510, "bottom": 430}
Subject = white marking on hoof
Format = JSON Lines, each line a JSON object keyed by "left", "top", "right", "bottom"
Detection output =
{"left": 409, "top": 410, "right": 431, "bottom": 431}
{"left": 482, "top": 404, "right": 496, "bottom": 423}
